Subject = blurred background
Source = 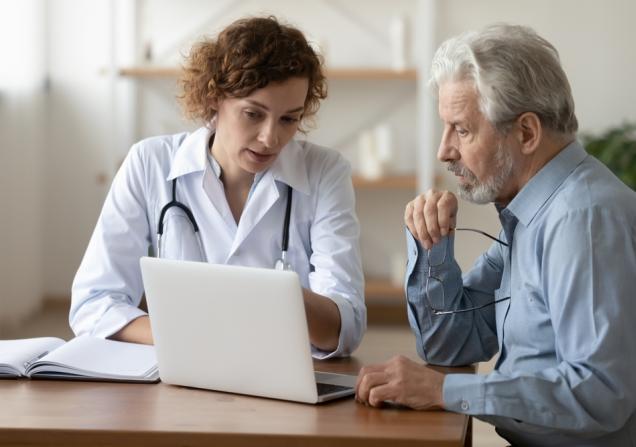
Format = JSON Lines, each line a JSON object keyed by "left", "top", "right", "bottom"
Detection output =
{"left": 1, "top": 1, "right": 635, "bottom": 444}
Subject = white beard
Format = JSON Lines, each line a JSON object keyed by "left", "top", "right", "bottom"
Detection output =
{"left": 447, "top": 141, "right": 514, "bottom": 204}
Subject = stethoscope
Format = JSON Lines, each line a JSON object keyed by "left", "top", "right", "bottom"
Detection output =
{"left": 157, "top": 178, "right": 293, "bottom": 271}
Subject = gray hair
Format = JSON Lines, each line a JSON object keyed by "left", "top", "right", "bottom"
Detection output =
{"left": 430, "top": 24, "right": 578, "bottom": 135}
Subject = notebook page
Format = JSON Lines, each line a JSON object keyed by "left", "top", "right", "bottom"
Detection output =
{"left": 34, "top": 335, "right": 157, "bottom": 377}
{"left": 0, "top": 338, "right": 65, "bottom": 376}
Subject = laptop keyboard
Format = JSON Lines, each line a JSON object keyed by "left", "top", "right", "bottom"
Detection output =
{"left": 316, "top": 382, "right": 353, "bottom": 396}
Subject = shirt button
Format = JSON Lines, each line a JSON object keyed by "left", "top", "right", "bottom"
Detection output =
{"left": 460, "top": 401, "right": 469, "bottom": 411}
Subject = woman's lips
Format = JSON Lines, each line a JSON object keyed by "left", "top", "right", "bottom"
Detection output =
{"left": 245, "top": 148, "right": 274, "bottom": 164}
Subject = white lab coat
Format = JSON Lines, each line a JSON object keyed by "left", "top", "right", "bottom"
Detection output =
{"left": 70, "top": 127, "right": 366, "bottom": 358}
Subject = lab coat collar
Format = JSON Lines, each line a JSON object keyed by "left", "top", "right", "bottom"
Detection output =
{"left": 166, "top": 127, "right": 210, "bottom": 181}
{"left": 167, "top": 126, "right": 311, "bottom": 196}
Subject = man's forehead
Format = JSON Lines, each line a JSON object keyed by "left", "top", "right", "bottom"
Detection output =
{"left": 438, "top": 80, "right": 479, "bottom": 119}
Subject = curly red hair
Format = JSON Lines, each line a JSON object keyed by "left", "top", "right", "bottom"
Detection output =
{"left": 178, "top": 16, "right": 327, "bottom": 131}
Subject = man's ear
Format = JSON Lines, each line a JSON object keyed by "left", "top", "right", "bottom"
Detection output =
{"left": 514, "top": 112, "right": 542, "bottom": 155}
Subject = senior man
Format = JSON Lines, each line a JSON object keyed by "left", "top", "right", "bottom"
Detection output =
{"left": 356, "top": 24, "right": 636, "bottom": 446}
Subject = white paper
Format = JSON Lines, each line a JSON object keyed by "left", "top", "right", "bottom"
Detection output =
{"left": 27, "top": 335, "right": 158, "bottom": 380}
{"left": 0, "top": 337, "right": 65, "bottom": 376}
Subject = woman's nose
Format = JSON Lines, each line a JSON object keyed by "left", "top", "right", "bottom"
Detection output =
{"left": 258, "top": 122, "right": 279, "bottom": 149}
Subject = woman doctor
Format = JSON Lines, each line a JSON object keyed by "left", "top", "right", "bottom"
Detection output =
{"left": 70, "top": 16, "right": 365, "bottom": 358}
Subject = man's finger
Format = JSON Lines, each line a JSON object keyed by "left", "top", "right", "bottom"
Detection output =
{"left": 423, "top": 191, "right": 442, "bottom": 244}
{"left": 355, "top": 371, "right": 389, "bottom": 404}
{"left": 404, "top": 201, "right": 417, "bottom": 239}
{"left": 412, "top": 196, "right": 431, "bottom": 248}
{"left": 355, "top": 363, "right": 386, "bottom": 394}
{"left": 368, "top": 383, "right": 397, "bottom": 408}
{"left": 437, "top": 192, "right": 458, "bottom": 236}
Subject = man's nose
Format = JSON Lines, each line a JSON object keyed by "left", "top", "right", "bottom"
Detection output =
{"left": 437, "top": 130, "right": 459, "bottom": 162}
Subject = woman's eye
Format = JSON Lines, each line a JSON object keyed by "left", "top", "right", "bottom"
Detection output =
{"left": 281, "top": 116, "right": 299, "bottom": 125}
{"left": 244, "top": 110, "right": 261, "bottom": 120}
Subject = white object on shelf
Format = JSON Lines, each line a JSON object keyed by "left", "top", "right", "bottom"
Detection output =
{"left": 358, "top": 130, "right": 382, "bottom": 179}
{"left": 374, "top": 123, "right": 393, "bottom": 166}
{"left": 357, "top": 123, "right": 395, "bottom": 180}
{"left": 389, "top": 15, "right": 408, "bottom": 70}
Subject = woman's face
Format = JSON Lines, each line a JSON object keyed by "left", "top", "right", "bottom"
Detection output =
{"left": 212, "top": 77, "right": 309, "bottom": 177}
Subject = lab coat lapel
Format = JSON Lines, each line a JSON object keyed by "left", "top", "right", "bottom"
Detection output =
{"left": 228, "top": 175, "right": 280, "bottom": 258}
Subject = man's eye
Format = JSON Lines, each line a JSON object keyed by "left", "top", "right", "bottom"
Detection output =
{"left": 456, "top": 128, "right": 468, "bottom": 137}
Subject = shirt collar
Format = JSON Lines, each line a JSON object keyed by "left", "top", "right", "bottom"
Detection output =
{"left": 504, "top": 140, "right": 588, "bottom": 226}
{"left": 167, "top": 125, "right": 311, "bottom": 195}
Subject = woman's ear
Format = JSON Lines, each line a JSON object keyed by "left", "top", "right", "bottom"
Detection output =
{"left": 515, "top": 112, "right": 542, "bottom": 155}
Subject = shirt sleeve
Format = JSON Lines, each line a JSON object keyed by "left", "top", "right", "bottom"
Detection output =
{"left": 443, "top": 207, "right": 636, "bottom": 440}
{"left": 308, "top": 153, "right": 366, "bottom": 359}
{"left": 405, "top": 230, "right": 502, "bottom": 366}
{"left": 69, "top": 143, "right": 151, "bottom": 338}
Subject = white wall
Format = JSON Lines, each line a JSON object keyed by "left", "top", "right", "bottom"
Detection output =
{"left": 0, "top": 0, "right": 46, "bottom": 329}
{"left": 43, "top": 0, "right": 115, "bottom": 298}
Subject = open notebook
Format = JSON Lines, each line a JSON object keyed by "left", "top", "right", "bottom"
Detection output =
{"left": 0, "top": 335, "right": 159, "bottom": 383}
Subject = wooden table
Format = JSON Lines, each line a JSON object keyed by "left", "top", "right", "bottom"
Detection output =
{"left": 0, "top": 327, "right": 472, "bottom": 446}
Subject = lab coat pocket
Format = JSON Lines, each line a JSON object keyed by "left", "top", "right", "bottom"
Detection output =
{"left": 160, "top": 213, "right": 205, "bottom": 262}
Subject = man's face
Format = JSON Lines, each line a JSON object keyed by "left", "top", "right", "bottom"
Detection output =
{"left": 436, "top": 80, "right": 515, "bottom": 204}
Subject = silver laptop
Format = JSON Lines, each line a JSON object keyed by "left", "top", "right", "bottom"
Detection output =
{"left": 140, "top": 257, "right": 356, "bottom": 403}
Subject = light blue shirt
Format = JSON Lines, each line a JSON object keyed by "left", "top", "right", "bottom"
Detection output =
{"left": 405, "top": 141, "right": 636, "bottom": 446}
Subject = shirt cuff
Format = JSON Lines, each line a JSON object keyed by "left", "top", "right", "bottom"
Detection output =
{"left": 443, "top": 373, "right": 486, "bottom": 414}
{"left": 311, "top": 292, "right": 362, "bottom": 360}
{"left": 91, "top": 304, "right": 148, "bottom": 339}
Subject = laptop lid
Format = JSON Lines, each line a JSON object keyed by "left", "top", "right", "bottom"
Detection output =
{"left": 140, "top": 257, "right": 353, "bottom": 404}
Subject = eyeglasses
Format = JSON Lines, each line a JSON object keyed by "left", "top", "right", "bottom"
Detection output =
{"left": 425, "top": 228, "right": 510, "bottom": 316}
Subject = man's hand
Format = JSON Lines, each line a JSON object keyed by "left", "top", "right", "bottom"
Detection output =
{"left": 355, "top": 355, "right": 446, "bottom": 410}
{"left": 405, "top": 190, "right": 458, "bottom": 250}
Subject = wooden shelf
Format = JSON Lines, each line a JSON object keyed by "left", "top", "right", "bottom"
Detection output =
{"left": 365, "top": 277, "right": 408, "bottom": 325}
{"left": 327, "top": 68, "right": 416, "bottom": 80}
{"left": 118, "top": 66, "right": 179, "bottom": 79}
{"left": 365, "top": 277, "right": 404, "bottom": 301}
{"left": 118, "top": 66, "right": 416, "bottom": 81}
{"left": 352, "top": 174, "right": 416, "bottom": 190}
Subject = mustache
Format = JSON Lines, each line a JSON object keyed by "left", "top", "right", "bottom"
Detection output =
{"left": 446, "top": 161, "right": 472, "bottom": 178}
